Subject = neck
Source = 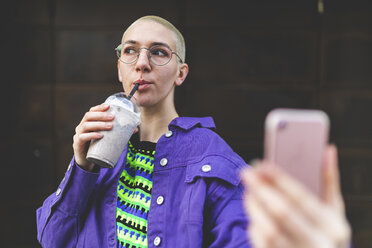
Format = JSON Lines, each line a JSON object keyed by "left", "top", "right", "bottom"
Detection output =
{"left": 138, "top": 100, "right": 178, "bottom": 143}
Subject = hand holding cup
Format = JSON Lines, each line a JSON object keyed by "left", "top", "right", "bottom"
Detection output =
{"left": 72, "top": 104, "right": 115, "bottom": 171}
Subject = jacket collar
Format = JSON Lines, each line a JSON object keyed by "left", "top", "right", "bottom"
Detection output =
{"left": 169, "top": 117, "right": 216, "bottom": 131}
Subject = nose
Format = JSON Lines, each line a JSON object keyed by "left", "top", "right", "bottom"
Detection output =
{"left": 135, "top": 48, "right": 151, "bottom": 72}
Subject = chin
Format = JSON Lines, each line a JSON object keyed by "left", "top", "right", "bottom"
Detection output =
{"left": 136, "top": 97, "right": 155, "bottom": 108}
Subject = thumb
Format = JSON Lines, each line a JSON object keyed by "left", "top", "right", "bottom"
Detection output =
{"left": 322, "top": 144, "right": 345, "bottom": 213}
{"left": 133, "top": 127, "right": 139, "bottom": 134}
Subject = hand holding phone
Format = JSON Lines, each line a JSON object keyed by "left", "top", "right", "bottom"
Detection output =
{"left": 241, "top": 109, "right": 351, "bottom": 248}
{"left": 263, "top": 108, "right": 330, "bottom": 196}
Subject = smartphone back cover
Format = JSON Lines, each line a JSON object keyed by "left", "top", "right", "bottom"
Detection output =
{"left": 264, "top": 109, "right": 330, "bottom": 196}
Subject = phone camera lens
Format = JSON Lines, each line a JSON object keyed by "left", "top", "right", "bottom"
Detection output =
{"left": 278, "top": 121, "right": 287, "bottom": 130}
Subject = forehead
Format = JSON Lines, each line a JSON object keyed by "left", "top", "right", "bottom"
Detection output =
{"left": 122, "top": 21, "right": 176, "bottom": 49}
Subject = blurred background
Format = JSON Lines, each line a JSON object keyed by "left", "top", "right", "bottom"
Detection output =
{"left": 2, "top": 0, "right": 372, "bottom": 247}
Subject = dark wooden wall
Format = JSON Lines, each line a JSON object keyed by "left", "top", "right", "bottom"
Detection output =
{"left": 2, "top": 0, "right": 371, "bottom": 247}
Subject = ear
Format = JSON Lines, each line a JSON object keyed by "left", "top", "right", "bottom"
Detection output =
{"left": 117, "top": 60, "right": 123, "bottom": 82}
{"left": 175, "top": 63, "right": 189, "bottom": 86}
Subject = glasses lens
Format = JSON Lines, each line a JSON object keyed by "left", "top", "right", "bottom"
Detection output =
{"left": 149, "top": 45, "right": 172, "bottom": 66}
{"left": 118, "top": 44, "right": 139, "bottom": 64}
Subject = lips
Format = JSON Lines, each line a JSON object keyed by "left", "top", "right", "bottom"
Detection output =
{"left": 134, "top": 79, "right": 152, "bottom": 91}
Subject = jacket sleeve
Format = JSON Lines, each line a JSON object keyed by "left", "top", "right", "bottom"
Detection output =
{"left": 36, "top": 158, "right": 100, "bottom": 248}
{"left": 185, "top": 152, "right": 252, "bottom": 247}
{"left": 205, "top": 179, "right": 252, "bottom": 248}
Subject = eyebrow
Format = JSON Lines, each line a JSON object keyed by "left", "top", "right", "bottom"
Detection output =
{"left": 123, "top": 40, "right": 172, "bottom": 50}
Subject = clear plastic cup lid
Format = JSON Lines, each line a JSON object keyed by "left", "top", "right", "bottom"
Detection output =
{"left": 105, "top": 92, "right": 134, "bottom": 111}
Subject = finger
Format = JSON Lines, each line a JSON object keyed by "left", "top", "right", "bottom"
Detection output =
{"left": 248, "top": 194, "right": 282, "bottom": 248}
{"left": 82, "top": 111, "right": 115, "bottom": 123}
{"left": 251, "top": 173, "right": 304, "bottom": 237}
{"left": 245, "top": 181, "right": 277, "bottom": 240}
{"left": 248, "top": 224, "right": 265, "bottom": 248}
{"left": 78, "top": 121, "right": 113, "bottom": 134}
{"left": 133, "top": 127, "right": 139, "bottom": 134}
{"left": 241, "top": 168, "right": 308, "bottom": 248}
{"left": 243, "top": 169, "right": 277, "bottom": 248}
{"left": 243, "top": 167, "right": 347, "bottom": 248}
{"left": 314, "top": 145, "right": 351, "bottom": 243}
{"left": 256, "top": 165, "right": 351, "bottom": 247}
{"left": 249, "top": 224, "right": 295, "bottom": 248}
{"left": 74, "top": 132, "right": 103, "bottom": 144}
{"left": 76, "top": 112, "right": 114, "bottom": 134}
{"left": 251, "top": 224, "right": 295, "bottom": 248}
{"left": 242, "top": 169, "right": 275, "bottom": 247}
{"left": 322, "top": 144, "right": 344, "bottom": 213}
{"left": 73, "top": 133, "right": 102, "bottom": 165}
{"left": 257, "top": 164, "right": 327, "bottom": 226}
{"left": 240, "top": 167, "right": 253, "bottom": 189}
{"left": 89, "top": 104, "right": 110, "bottom": 112}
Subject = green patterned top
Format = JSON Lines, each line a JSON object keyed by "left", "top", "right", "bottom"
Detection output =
{"left": 116, "top": 135, "right": 155, "bottom": 248}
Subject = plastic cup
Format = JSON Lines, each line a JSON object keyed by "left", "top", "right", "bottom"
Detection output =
{"left": 86, "top": 92, "right": 141, "bottom": 168}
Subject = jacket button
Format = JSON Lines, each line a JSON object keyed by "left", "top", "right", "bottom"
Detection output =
{"left": 165, "top": 130, "right": 173, "bottom": 138}
{"left": 202, "top": 164, "right": 212, "bottom": 172}
{"left": 160, "top": 158, "right": 168, "bottom": 167}
{"left": 156, "top": 196, "right": 164, "bottom": 205}
{"left": 56, "top": 188, "right": 61, "bottom": 196}
{"left": 154, "top": 236, "right": 161, "bottom": 246}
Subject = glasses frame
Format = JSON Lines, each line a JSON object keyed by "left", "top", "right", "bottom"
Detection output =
{"left": 115, "top": 44, "right": 183, "bottom": 66}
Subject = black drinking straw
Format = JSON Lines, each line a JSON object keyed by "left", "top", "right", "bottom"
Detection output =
{"left": 128, "top": 83, "right": 139, "bottom": 100}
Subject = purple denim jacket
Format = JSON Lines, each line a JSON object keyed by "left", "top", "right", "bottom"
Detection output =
{"left": 36, "top": 117, "right": 252, "bottom": 247}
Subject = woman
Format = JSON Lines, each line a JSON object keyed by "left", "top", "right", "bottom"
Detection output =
{"left": 36, "top": 16, "right": 251, "bottom": 248}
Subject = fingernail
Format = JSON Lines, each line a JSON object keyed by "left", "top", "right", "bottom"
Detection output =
{"left": 106, "top": 123, "right": 113, "bottom": 128}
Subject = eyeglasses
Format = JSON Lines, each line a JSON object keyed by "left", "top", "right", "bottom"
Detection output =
{"left": 115, "top": 44, "right": 183, "bottom": 66}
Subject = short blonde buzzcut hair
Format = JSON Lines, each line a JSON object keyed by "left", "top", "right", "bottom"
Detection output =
{"left": 123, "top": 15, "right": 186, "bottom": 63}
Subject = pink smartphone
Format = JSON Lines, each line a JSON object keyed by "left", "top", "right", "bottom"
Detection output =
{"left": 263, "top": 108, "right": 330, "bottom": 197}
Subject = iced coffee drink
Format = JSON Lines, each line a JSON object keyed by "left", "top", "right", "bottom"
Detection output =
{"left": 86, "top": 92, "right": 141, "bottom": 168}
